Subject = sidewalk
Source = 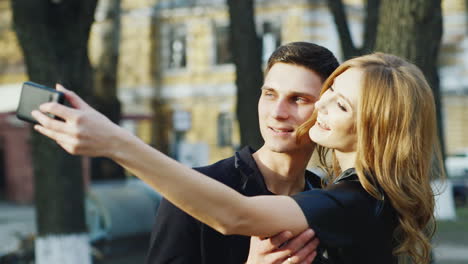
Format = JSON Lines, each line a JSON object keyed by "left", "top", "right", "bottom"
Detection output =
{"left": 0, "top": 202, "right": 36, "bottom": 255}
{"left": 0, "top": 201, "right": 149, "bottom": 264}
{"left": 433, "top": 244, "right": 468, "bottom": 263}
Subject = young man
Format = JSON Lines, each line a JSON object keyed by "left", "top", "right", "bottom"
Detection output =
{"left": 145, "top": 42, "right": 339, "bottom": 264}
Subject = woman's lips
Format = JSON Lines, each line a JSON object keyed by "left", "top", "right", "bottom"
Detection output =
{"left": 316, "top": 119, "right": 330, "bottom": 130}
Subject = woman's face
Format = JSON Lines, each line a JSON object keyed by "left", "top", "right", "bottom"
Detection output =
{"left": 309, "top": 68, "right": 363, "bottom": 153}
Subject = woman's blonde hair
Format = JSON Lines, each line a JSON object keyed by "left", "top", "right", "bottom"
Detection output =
{"left": 298, "top": 53, "right": 444, "bottom": 264}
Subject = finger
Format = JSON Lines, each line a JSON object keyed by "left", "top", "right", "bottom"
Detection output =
{"left": 287, "top": 238, "right": 319, "bottom": 263}
{"left": 32, "top": 110, "right": 76, "bottom": 136}
{"left": 38, "top": 102, "right": 79, "bottom": 122}
{"left": 56, "top": 83, "right": 89, "bottom": 109}
{"left": 250, "top": 236, "right": 261, "bottom": 243}
{"left": 249, "top": 236, "right": 266, "bottom": 253}
{"left": 303, "top": 251, "right": 317, "bottom": 264}
{"left": 34, "top": 125, "right": 84, "bottom": 156}
{"left": 55, "top": 83, "right": 67, "bottom": 91}
{"left": 34, "top": 123, "right": 76, "bottom": 146}
{"left": 272, "top": 229, "right": 315, "bottom": 261}
{"left": 280, "top": 229, "right": 315, "bottom": 255}
{"left": 268, "top": 231, "right": 293, "bottom": 250}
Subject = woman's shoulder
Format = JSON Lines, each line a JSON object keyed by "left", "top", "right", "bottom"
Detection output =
{"left": 295, "top": 168, "right": 388, "bottom": 218}
{"left": 325, "top": 168, "right": 369, "bottom": 202}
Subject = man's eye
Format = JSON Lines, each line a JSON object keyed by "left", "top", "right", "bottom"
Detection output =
{"left": 294, "top": 97, "right": 307, "bottom": 103}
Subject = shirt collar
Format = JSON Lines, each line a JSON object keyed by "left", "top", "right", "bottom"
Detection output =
{"left": 333, "top": 167, "right": 359, "bottom": 184}
{"left": 234, "top": 146, "right": 321, "bottom": 195}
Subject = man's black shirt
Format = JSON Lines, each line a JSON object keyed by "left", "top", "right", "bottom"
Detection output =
{"left": 145, "top": 147, "right": 322, "bottom": 264}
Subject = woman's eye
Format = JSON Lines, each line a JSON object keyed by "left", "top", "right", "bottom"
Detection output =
{"left": 337, "top": 102, "right": 347, "bottom": 112}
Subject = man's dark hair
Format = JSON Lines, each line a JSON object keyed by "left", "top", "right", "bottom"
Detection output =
{"left": 266, "top": 42, "right": 339, "bottom": 81}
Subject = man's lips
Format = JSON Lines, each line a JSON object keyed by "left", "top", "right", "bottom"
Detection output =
{"left": 268, "top": 126, "right": 294, "bottom": 134}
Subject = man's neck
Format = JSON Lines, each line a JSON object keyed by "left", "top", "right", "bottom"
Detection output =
{"left": 252, "top": 146, "right": 314, "bottom": 196}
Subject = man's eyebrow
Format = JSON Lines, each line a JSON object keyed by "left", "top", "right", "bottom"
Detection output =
{"left": 261, "top": 86, "right": 274, "bottom": 91}
{"left": 261, "top": 86, "right": 317, "bottom": 101}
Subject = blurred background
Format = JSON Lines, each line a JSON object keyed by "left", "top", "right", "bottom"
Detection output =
{"left": 0, "top": 0, "right": 467, "bottom": 263}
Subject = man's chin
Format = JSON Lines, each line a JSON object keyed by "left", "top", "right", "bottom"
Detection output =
{"left": 265, "top": 143, "right": 309, "bottom": 154}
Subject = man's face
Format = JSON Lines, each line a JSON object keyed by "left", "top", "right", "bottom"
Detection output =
{"left": 258, "top": 62, "right": 323, "bottom": 153}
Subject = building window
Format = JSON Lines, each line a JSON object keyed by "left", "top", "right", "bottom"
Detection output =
{"left": 168, "top": 24, "right": 187, "bottom": 69}
{"left": 217, "top": 112, "right": 232, "bottom": 147}
{"left": 214, "top": 25, "right": 233, "bottom": 65}
{"left": 262, "top": 21, "right": 281, "bottom": 63}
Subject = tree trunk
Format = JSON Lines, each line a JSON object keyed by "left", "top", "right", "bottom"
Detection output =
{"left": 375, "top": 0, "right": 445, "bottom": 157}
{"left": 150, "top": 14, "right": 171, "bottom": 155}
{"left": 11, "top": 0, "right": 97, "bottom": 263}
{"left": 92, "top": 0, "right": 125, "bottom": 180}
{"left": 362, "top": 0, "right": 380, "bottom": 53}
{"left": 227, "top": 0, "right": 264, "bottom": 150}
{"left": 93, "top": 0, "right": 121, "bottom": 123}
{"left": 466, "top": 0, "right": 468, "bottom": 34}
{"left": 327, "top": 0, "right": 380, "bottom": 59}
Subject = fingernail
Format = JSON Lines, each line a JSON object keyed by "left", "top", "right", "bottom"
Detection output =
{"left": 56, "top": 83, "right": 64, "bottom": 90}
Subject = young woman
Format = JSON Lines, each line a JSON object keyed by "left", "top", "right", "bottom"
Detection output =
{"left": 32, "top": 53, "right": 443, "bottom": 264}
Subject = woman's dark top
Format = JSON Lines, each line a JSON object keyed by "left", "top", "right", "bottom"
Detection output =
{"left": 293, "top": 168, "right": 399, "bottom": 264}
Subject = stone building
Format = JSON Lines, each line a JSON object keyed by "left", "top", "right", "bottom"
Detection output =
{"left": 114, "top": 0, "right": 343, "bottom": 166}
{"left": 440, "top": 0, "right": 468, "bottom": 153}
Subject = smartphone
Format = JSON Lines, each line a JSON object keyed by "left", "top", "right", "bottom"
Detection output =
{"left": 16, "top": 81, "right": 65, "bottom": 124}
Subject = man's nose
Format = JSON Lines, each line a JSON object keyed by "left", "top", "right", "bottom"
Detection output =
{"left": 272, "top": 99, "right": 289, "bottom": 119}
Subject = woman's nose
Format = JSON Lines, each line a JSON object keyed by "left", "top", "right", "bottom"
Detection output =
{"left": 315, "top": 90, "right": 332, "bottom": 113}
{"left": 314, "top": 98, "right": 326, "bottom": 113}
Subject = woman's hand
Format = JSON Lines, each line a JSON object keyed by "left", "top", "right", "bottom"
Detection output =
{"left": 31, "top": 84, "right": 128, "bottom": 158}
{"left": 245, "top": 229, "right": 319, "bottom": 264}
